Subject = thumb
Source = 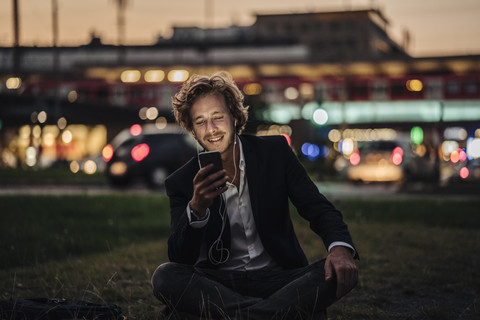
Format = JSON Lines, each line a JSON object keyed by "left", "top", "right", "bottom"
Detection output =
{"left": 324, "top": 257, "right": 333, "bottom": 281}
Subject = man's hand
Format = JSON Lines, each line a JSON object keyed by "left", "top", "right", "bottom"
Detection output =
{"left": 190, "top": 164, "right": 229, "bottom": 218}
{"left": 325, "top": 246, "right": 358, "bottom": 299}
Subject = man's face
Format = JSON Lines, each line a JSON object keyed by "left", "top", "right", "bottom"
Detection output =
{"left": 190, "top": 94, "right": 235, "bottom": 155}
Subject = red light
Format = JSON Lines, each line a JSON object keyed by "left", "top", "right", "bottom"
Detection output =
{"left": 392, "top": 146, "right": 404, "bottom": 157}
{"left": 459, "top": 149, "right": 467, "bottom": 162}
{"left": 130, "top": 124, "right": 142, "bottom": 136}
{"left": 391, "top": 147, "right": 403, "bottom": 165}
{"left": 281, "top": 134, "right": 292, "bottom": 146}
{"left": 460, "top": 167, "right": 469, "bottom": 179}
{"left": 102, "top": 144, "right": 114, "bottom": 162}
{"left": 350, "top": 151, "right": 360, "bottom": 166}
{"left": 131, "top": 143, "right": 150, "bottom": 162}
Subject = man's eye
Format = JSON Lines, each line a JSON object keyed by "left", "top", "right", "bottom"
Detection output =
{"left": 214, "top": 117, "right": 224, "bottom": 121}
{"left": 195, "top": 121, "right": 205, "bottom": 126}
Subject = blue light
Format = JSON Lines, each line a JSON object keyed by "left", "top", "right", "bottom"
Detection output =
{"left": 301, "top": 142, "right": 322, "bottom": 161}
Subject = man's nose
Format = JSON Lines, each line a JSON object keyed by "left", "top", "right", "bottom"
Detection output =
{"left": 206, "top": 119, "right": 217, "bottom": 133}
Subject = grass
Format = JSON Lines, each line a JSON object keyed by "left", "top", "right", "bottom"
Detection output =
{"left": 0, "top": 167, "right": 106, "bottom": 185}
{"left": 1, "top": 194, "right": 479, "bottom": 319}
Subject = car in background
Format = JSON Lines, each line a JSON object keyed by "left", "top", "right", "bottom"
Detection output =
{"left": 103, "top": 124, "right": 197, "bottom": 189}
{"left": 346, "top": 139, "right": 436, "bottom": 183}
{"left": 449, "top": 158, "right": 480, "bottom": 182}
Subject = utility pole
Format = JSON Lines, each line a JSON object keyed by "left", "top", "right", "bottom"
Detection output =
{"left": 113, "top": 0, "right": 128, "bottom": 64}
{"left": 116, "top": 0, "right": 127, "bottom": 46}
{"left": 13, "top": 0, "right": 19, "bottom": 47}
{"left": 12, "top": 0, "right": 20, "bottom": 74}
{"left": 52, "top": 0, "right": 61, "bottom": 124}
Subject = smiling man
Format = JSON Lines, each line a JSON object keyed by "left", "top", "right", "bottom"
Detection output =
{"left": 151, "top": 71, "right": 358, "bottom": 319}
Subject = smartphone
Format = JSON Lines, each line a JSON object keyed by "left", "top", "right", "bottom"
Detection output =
{"left": 198, "top": 150, "right": 223, "bottom": 173}
{"left": 198, "top": 151, "right": 226, "bottom": 188}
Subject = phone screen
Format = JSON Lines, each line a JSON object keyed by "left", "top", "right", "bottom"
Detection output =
{"left": 199, "top": 151, "right": 223, "bottom": 173}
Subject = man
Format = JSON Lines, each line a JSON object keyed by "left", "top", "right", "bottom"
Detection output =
{"left": 152, "top": 71, "right": 358, "bottom": 319}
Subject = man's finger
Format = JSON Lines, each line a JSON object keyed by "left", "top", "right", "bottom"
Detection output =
{"left": 324, "top": 258, "right": 333, "bottom": 281}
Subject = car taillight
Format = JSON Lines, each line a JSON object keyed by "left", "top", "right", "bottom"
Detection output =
{"left": 102, "top": 144, "right": 114, "bottom": 162}
{"left": 391, "top": 146, "right": 403, "bottom": 165}
{"left": 131, "top": 143, "right": 150, "bottom": 162}
{"left": 349, "top": 149, "right": 360, "bottom": 166}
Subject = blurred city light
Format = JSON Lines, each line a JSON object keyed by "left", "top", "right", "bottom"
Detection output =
{"left": 57, "top": 117, "right": 67, "bottom": 130}
{"left": 37, "top": 111, "right": 47, "bottom": 124}
{"left": 83, "top": 160, "right": 97, "bottom": 174}
{"left": 406, "top": 79, "right": 423, "bottom": 92}
{"left": 6, "top": 77, "right": 22, "bottom": 89}
{"left": 301, "top": 143, "right": 320, "bottom": 160}
{"left": 25, "top": 146, "right": 37, "bottom": 167}
{"left": 146, "top": 107, "right": 159, "bottom": 120}
{"left": 312, "top": 108, "right": 328, "bottom": 125}
{"left": 441, "top": 140, "right": 459, "bottom": 159}
{"left": 67, "top": 90, "right": 78, "bottom": 102}
{"left": 121, "top": 70, "right": 141, "bottom": 83}
{"left": 466, "top": 138, "right": 480, "bottom": 158}
{"left": 243, "top": 83, "right": 262, "bottom": 95}
{"left": 138, "top": 107, "right": 148, "bottom": 120}
{"left": 284, "top": 87, "right": 299, "bottom": 100}
{"left": 70, "top": 160, "right": 80, "bottom": 173}
{"left": 130, "top": 124, "right": 142, "bottom": 136}
{"left": 62, "top": 130, "right": 73, "bottom": 144}
{"left": 131, "top": 143, "right": 150, "bottom": 162}
{"left": 349, "top": 150, "right": 360, "bottom": 165}
{"left": 444, "top": 127, "right": 468, "bottom": 140}
{"left": 460, "top": 167, "right": 469, "bottom": 179}
{"left": 410, "top": 126, "right": 423, "bottom": 145}
{"left": 102, "top": 144, "right": 114, "bottom": 162}
{"left": 168, "top": 70, "right": 189, "bottom": 82}
{"left": 144, "top": 70, "right": 165, "bottom": 82}
{"left": 340, "top": 138, "right": 355, "bottom": 156}
{"left": 155, "top": 117, "right": 168, "bottom": 129}
{"left": 328, "top": 129, "right": 342, "bottom": 143}
{"left": 299, "top": 83, "right": 314, "bottom": 100}
{"left": 391, "top": 147, "right": 404, "bottom": 165}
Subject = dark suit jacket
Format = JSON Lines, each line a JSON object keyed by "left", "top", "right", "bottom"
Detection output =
{"left": 165, "top": 134, "right": 357, "bottom": 269}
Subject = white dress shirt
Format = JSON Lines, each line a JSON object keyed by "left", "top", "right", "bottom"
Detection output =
{"left": 187, "top": 139, "right": 354, "bottom": 270}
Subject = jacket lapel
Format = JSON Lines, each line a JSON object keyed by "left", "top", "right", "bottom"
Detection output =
{"left": 241, "top": 136, "right": 261, "bottom": 225}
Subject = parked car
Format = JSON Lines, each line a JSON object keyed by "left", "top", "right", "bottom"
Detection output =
{"left": 346, "top": 139, "right": 436, "bottom": 183}
{"left": 104, "top": 124, "right": 197, "bottom": 189}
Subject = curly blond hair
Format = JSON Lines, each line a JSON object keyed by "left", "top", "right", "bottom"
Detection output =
{"left": 171, "top": 71, "right": 249, "bottom": 135}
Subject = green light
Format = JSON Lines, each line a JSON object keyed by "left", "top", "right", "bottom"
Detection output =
{"left": 411, "top": 126, "right": 423, "bottom": 145}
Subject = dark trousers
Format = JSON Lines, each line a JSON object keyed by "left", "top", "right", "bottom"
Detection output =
{"left": 151, "top": 259, "right": 336, "bottom": 319}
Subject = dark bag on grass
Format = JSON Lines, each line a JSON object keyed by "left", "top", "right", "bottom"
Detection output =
{"left": 0, "top": 298, "right": 123, "bottom": 320}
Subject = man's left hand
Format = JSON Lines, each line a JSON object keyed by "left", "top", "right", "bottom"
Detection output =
{"left": 325, "top": 246, "right": 358, "bottom": 299}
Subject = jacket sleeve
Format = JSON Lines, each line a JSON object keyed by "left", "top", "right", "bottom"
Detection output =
{"left": 164, "top": 163, "right": 206, "bottom": 264}
{"left": 279, "top": 137, "right": 358, "bottom": 258}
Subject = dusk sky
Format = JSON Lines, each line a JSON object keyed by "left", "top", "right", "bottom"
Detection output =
{"left": 1, "top": 0, "right": 479, "bottom": 57}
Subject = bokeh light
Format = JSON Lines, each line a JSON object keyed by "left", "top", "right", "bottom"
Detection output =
{"left": 313, "top": 109, "right": 328, "bottom": 125}
{"left": 130, "top": 124, "right": 142, "bottom": 136}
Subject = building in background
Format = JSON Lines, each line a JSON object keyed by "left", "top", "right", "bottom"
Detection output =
{"left": 0, "top": 8, "right": 479, "bottom": 183}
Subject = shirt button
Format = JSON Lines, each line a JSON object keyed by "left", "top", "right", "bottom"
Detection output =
{"left": 248, "top": 245, "right": 254, "bottom": 251}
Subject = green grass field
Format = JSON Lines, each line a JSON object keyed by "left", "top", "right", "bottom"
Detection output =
{"left": 1, "top": 194, "right": 479, "bottom": 319}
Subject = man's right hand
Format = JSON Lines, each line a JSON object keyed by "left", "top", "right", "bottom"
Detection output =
{"left": 189, "top": 164, "right": 229, "bottom": 218}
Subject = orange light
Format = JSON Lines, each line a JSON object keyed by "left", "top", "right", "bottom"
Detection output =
{"left": 460, "top": 167, "right": 469, "bottom": 179}
{"left": 102, "top": 144, "right": 114, "bottom": 162}
{"left": 450, "top": 150, "right": 460, "bottom": 163}
{"left": 131, "top": 143, "right": 150, "bottom": 162}
{"left": 349, "top": 151, "right": 361, "bottom": 166}
{"left": 406, "top": 79, "right": 423, "bottom": 92}
{"left": 130, "top": 124, "right": 142, "bottom": 136}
